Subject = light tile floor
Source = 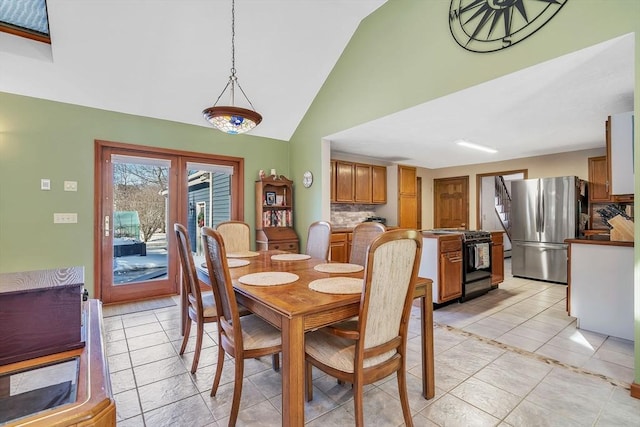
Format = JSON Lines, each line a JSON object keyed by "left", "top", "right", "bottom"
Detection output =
{"left": 105, "top": 259, "right": 639, "bottom": 426}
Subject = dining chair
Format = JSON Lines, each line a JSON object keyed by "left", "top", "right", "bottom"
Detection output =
{"left": 201, "top": 226, "right": 283, "bottom": 427}
{"left": 215, "top": 220, "right": 251, "bottom": 253}
{"left": 174, "top": 223, "right": 217, "bottom": 374}
{"left": 305, "top": 220, "right": 332, "bottom": 260}
{"left": 349, "top": 221, "right": 386, "bottom": 266}
{"left": 304, "top": 229, "right": 422, "bottom": 427}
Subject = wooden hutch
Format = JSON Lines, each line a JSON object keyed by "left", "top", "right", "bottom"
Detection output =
{"left": 255, "top": 175, "right": 299, "bottom": 253}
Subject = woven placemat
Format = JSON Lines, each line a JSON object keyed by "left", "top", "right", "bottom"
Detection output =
{"left": 238, "top": 272, "right": 299, "bottom": 286}
{"left": 201, "top": 259, "right": 250, "bottom": 269}
{"left": 313, "top": 263, "right": 364, "bottom": 273}
{"left": 271, "top": 253, "right": 311, "bottom": 261}
{"left": 226, "top": 251, "right": 260, "bottom": 258}
{"left": 309, "top": 277, "right": 363, "bottom": 294}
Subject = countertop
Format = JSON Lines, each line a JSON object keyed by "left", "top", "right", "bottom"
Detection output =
{"left": 565, "top": 235, "right": 634, "bottom": 247}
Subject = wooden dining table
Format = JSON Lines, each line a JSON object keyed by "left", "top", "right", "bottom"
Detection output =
{"left": 194, "top": 250, "right": 434, "bottom": 426}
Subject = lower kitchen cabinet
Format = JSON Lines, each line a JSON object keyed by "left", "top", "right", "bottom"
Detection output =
{"left": 330, "top": 232, "right": 350, "bottom": 262}
{"left": 419, "top": 233, "right": 463, "bottom": 304}
{"left": 490, "top": 231, "right": 504, "bottom": 286}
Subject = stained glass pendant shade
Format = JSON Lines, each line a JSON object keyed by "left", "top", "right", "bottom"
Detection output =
{"left": 203, "top": 0, "right": 262, "bottom": 135}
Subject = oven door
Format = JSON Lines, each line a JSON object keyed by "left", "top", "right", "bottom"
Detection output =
{"left": 464, "top": 241, "right": 492, "bottom": 281}
{"left": 462, "top": 241, "right": 492, "bottom": 301}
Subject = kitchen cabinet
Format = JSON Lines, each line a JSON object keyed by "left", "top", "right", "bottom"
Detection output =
{"left": 419, "top": 233, "right": 462, "bottom": 304}
{"left": 490, "top": 231, "right": 504, "bottom": 286}
{"left": 335, "top": 161, "right": 355, "bottom": 202}
{"left": 331, "top": 160, "right": 387, "bottom": 204}
{"left": 588, "top": 156, "right": 610, "bottom": 202}
{"left": 398, "top": 165, "right": 418, "bottom": 229}
{"left": 567, "top": 238, "right": 634, "bottom": 341}
{"left": 330, "top": 232, "right": 350, "bottom": 262}
{"left": 372, "top": 165, "right": 387, "bottom": 203}
{"left": 255, "top": 176, "right": 299, "bottom": 253}
{"left": 606, "top": 112, "right": 634, "bottom": 200}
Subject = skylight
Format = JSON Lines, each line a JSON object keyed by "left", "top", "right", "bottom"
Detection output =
{"left": 0, "top": 0, "right": 50, "bottom": 44}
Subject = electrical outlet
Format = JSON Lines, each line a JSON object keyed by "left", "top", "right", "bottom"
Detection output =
{"left": 54, "top": 213, "right": 78, "bottom": 224}
{"left": 64, "top": 181, "right": 78, "bottom": 192}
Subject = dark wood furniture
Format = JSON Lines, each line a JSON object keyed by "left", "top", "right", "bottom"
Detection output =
{"left": 255, "top": 175, "right": 299, "bottom": 253}
{"left": 0, "top": 300, "right": 115, "bottom": 426}
{"left": 195, "top": 250, "right": 434, "bottom": 426}
{"left": 0, "top": 267, "right": 85, "bottom": 366}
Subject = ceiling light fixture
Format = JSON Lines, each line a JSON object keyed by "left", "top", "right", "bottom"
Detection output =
{"left": 456, "top": 140, "right": 498, "bottom": 153}
{"left": 202, "top": 0, "right": 262, "bottom": 134}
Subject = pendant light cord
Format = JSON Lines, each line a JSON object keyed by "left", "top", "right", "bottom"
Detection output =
{"left": 212, "top": 0, "right": 258, "bottom": 111}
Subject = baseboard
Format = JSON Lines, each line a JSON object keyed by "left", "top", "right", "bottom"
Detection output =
{"left": 631, "top": 382, "right": 640, "bottom": 399}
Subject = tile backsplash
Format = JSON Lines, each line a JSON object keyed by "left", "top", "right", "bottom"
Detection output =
{"left": 330, "top": 204, "right": 377, "bottom": 227}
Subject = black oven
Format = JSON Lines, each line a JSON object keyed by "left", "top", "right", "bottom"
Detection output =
{"left": 460, "top": 231, "right": 492, "bottom": 302}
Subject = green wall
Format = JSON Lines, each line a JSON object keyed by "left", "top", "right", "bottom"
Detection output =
{"left": 289, "top": 0, "right": 640, "bottom": 389}
{"left": 0, "top": 92, "right": 289, "bottom": 291}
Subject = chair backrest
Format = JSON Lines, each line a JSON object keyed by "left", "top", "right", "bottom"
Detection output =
{"left": 358, "top": 229, "right": 422, "bottom": 362}
{"left": 215, "top": 221, "right": 250, "bottom": 253}
{"left": 174, "top": 223, "right": 204, "bottom": 316}
{"left": 201, "top": 226, "right": 243, "bottom": 348}
{"left": 349, "top": 222, "right": 386, "bottom": 266}
{"left": 305, "top": 221, "right": 332, "bottom": 260}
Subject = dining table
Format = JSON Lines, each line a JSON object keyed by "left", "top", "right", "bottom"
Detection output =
{"left": 194, "top": 250, "right": 434, "bottom": 427}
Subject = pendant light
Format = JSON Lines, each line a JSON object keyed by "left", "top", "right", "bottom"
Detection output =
{"left": 203, "top": 0, "right": 262, "bottom": 134}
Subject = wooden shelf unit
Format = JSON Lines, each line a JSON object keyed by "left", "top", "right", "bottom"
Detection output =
{"left": 255, "top": 176, "right": 299, "bottom": 253}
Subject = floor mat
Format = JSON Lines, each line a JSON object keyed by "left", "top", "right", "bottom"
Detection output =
{"left": 102, "top": 297, "right": 176, "bottom": 317}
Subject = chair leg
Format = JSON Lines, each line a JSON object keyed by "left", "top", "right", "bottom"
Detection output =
{"left": 211, "top": 331, "right": 225, "bottom": 396}
{"left": 228, "top": 358, "right": 245, "bottom": 427}
{"left": 179, "top": 318, "right": 192, "bottom": 355}
{"left": 305, "top": 361, "right": 313, "bottom": 402}
{"left": 272, "top": 353, "right": 280, "bottom": 372}
{"left": 190, "top": 319, "right": 204, "bottom": 374}
{"left": 397, "top": 369, "right": 414, "bottom": 427}
{"left": 354, "top": 379, "right": 364, "bottom": 427}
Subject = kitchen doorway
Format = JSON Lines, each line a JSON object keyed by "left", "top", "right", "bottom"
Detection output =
{"left": 94, "top": 140, "right": 244, "bottom": 304}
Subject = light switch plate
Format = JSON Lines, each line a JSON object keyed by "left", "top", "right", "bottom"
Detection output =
{"left": 41, "top": 179, "right": 51, "bottom": 190}
{"left": 64, "top": 181, "right": 78, "bottom": 192}
{"left": 54, "top": 213, "right": 78, "bottom": 224}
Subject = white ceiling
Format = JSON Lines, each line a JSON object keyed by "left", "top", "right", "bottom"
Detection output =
{"left": 0, "top": 1, "right": 634, "bottom": 169}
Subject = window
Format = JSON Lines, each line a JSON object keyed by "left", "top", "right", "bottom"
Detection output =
{"left": 0, "top": 0, "right": 50, "bottom": 44}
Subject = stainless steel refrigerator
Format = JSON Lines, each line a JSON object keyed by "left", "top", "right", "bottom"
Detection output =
{"left": 510, "top": 176, "right": 585, "bottom": 284}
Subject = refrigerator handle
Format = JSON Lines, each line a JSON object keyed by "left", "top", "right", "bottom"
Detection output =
{"left": 536, "top": 180, "right": 542, "bottom": 233}
{"left": 540, "top": 186, "right": 545, "bottom": 233}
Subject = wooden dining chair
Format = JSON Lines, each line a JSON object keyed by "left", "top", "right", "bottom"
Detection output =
{"left": 349, "top": 222, "right": 386, "bottom": 266}
{"left": 215, "top": 221, "right": 251, "bottom": 253}
{"left": 304, "top": 229, "right": 422, "bottom": 427}
{"left": 305, "top": 220, "right": 332, "bottom": 260}
{"left": 201, "top": 226, "right": 283, "bottom": 426}
{"left": 174, "top": 223, "right": 217, "bottom": 374}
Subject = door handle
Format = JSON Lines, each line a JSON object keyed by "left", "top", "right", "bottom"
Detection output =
{"left": 104, "top": 215, "right": 110, "bottom": 237}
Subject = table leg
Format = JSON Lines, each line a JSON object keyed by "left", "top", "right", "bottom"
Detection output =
{"left": 421, "top": 294, "right": 435, "bottom": 399}
{"left": 281, "top": 316, "right": 305, "bottom": 426}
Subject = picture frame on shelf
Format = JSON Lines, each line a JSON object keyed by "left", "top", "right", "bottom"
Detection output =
{"left": 265, "top": 191, "right": 276, "bottom": 206}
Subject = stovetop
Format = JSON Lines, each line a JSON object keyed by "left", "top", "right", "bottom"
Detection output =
{"left": 427, "top": 229, "right": 491, "bottom": 241}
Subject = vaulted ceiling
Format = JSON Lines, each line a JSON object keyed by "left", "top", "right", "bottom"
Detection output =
{"left": 0, "top": 1, "right": 634, "bottom": 169}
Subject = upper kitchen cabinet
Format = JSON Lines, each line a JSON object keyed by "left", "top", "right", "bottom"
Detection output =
{"left": 398, "top": 165, "right": 417, "bottom": 228}
{"left": 331, "top": 160, "right": 387, "bottom": 204}
{"left": 588, "top": 156, "right": 610, "bottom": 202}
{"left": 606, "top": 111, "right": 634, "bottom": 201}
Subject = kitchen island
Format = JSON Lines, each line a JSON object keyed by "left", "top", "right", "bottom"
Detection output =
{"left": 566, "top": 236, "right": 634, "bottom": 341}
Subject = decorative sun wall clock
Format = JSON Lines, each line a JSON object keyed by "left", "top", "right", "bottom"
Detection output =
{"left": 449, "top": 0, "right": 568, "bottom": 53}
